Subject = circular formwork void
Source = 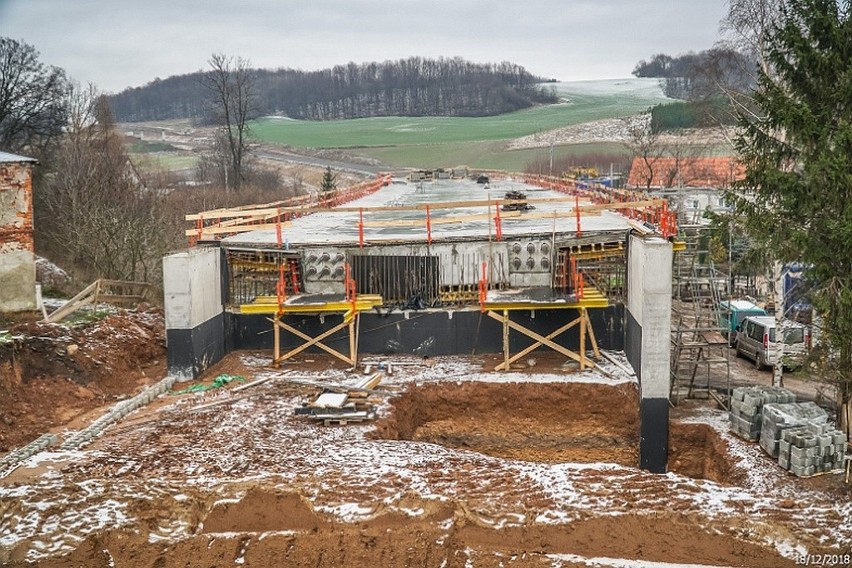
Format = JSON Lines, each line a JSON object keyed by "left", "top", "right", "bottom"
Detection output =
{"left": 372, "top": 381, "right": 743, "bottom": 484}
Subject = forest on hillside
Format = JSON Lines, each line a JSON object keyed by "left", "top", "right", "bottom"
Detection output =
{"left": 110, "top": 57, "right": 557, "bottom": 122}
{"left": 632, "top": 47, "right": 754, "bottom": 100}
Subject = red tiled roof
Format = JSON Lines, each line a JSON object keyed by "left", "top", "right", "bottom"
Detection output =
{"left": 626, "top": 156, "right": 744, "bottom": 189}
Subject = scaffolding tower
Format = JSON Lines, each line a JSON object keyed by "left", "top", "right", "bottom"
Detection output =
{"left": 670, "top": 225, "right": 731, "bottom": 405}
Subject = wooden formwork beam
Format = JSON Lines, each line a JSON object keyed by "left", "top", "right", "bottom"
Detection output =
{"left": 488, "top": 309, "right": 599, "bottom": 371}
{"left": 269, "top": 315, "right": 359, "bottom": 367}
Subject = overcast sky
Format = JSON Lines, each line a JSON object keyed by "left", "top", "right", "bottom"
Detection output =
{"left": 0, "top": 1, "right": 728, "bottom": 93}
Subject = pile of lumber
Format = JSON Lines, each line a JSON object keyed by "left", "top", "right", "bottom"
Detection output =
{"left": 294, "top": 373, "right": 384, "bottom": 425}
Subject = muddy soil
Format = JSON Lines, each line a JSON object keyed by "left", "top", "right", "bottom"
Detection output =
{"left": 5, "top": 487, "right": 798, "bottom": 568}
{"left": 668, "top": 421, "right": 747, "bottom": 485}
{"left": 2, "top": 353, "right": 845, "bottom": 567}
{"left": 373, "top": 381, "right": 641, "bottom": 465}
{"left": 0, "top": 308, "right": 166, "bottom": 451}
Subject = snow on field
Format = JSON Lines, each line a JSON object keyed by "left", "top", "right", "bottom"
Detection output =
{"left": 546, "top": 78, "right": 670, "bottom": 101}
{"left": 1, "top": 353, "right": 849, "bottom": 563}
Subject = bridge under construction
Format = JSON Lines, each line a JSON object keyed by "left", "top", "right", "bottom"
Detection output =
{"left": 163, "top": 171, "right": 676, "bottom": 471}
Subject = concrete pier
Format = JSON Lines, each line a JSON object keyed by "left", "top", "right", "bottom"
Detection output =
{"left": 626, "top": 234, "right": 673, "bottom": 473}
{"left": 163, "top": 247, "right": 225, "bottom": 380}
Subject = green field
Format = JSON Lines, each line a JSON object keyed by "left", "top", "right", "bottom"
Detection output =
{"left": 249, "top": 79, "right": 670, "bottom": 169}
{"left": 131, "top": 152, "right": 198, "bottom": 172}
{"left": 354, "top": 141, "right": 630, "bottom": 171}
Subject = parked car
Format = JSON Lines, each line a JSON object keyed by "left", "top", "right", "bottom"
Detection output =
{"left": 735, "top": 316, "right": 809, "bottom": 370}
{"left": 719, "top": 299, "right": 766, "bottom": 345}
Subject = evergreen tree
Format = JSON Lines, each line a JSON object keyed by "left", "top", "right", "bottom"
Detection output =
{"left": 730, "top": 0, "right": 852, "bottom": 433}
{"left": 320, "top": 166, "right": 337, "bottom": 194}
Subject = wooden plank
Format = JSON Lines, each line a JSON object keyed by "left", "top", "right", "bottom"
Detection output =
{"left": 585, "top": 309, "right": 601, "bottom": 359}
{"left": 488, "top": 311, "right": 589, "bottom": 371}
{"left": 95, "top": 294, "right": 147, "bottom": 303}
{"left": 187, "top": 197, "right": 664, "bottom": 220}
{"left": 273, "top": 318, "right": 353, "bottom": 365}
{"left": 185, "top": 198, "right": 662, "bottom": 239}
{"left": 579, "top": 307, "right": 586, "bottom": 371}
{"left": 232, "top": 376, "right": 275, "bottom": 392}
{"left": 353, "top": 372, "right": 382, "bottom": 390}
{"left": 599, "top": 351, "right": 635, "bottom": 376}
{"left": 348, "top": 317, "right": 357, "bottom": 368}
{"left": 278, "top": 377, "right": 396, "bottom": 397}
{"left": 273, "top": 318, "right": 280, "bottom": 364}
{"left": 99, "top": 279, "right": 151, "bottom": 289}
{"left": 502, "top": 310, "right": 510, "bottom": 371}
{"left": 44, "top": 280, "right": 100, "bottom": 323}
{"left": 185, "top": 220, "right": 293, "bottom": 237}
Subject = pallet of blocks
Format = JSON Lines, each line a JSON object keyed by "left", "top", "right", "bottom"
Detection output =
{"left": 294, "top": 373, "right": 384, "bottom": 425}
{"left": 759, "top": 401, "right": 828, "bottom": 458}
{"left": 777, "top": 422, "right": 847, "bottom": 477}
{"left": 729, "top": 385, "right": 796, "bottom": 441}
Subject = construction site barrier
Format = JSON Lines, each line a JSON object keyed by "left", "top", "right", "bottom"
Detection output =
{"left": 186, "top": 172, "right": 678, "bottom": 244}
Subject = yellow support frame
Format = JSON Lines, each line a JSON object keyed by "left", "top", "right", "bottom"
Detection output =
{"left": 241, "top": 294, "right": 383, "bottom": 316}
{"left": 487, "top": 306, "right": 601, "bottom": 372}
{"left": 251, "top": 294, "right": 382, "bottom": 367}
{"left": 271, "top": 315, "right": 359, "bottom": 367}
{"left": 242, "top": 287, "right": 608, "bottom": 370}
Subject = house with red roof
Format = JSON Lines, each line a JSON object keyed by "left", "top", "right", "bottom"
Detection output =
{"left": 626, "top": 156, "right": 745, "bottom": 190}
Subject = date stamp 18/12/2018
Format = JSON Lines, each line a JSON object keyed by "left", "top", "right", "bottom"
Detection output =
{"left": 795, "top": 552, "right": 851, "bottom": 566}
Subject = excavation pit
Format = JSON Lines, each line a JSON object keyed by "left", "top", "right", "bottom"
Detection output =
{"left": 372, "top": 380, "right": 744, "bottom": 485}
{"left": 372, "top": 380, "right": 642, "bottom": 466}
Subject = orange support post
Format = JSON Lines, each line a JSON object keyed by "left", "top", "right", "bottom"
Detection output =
{"left": 426, "top": 205, "right": 432, "bottom": 245}
{"left": 570, "top": 256, "right": 578, "bottom": 293}
{"left": 345, "top": 263, "right": 356, "bottom": 313}
{"left": 359, "top": 208, "right": 365, "bottom": 248}
{"left": 195, "top": 215, "right": 203, "bottom": 245}
{"left": 276, "top": 263, "right": 287, "bottom": 312}
{"left": 276, "top": 207, "right": 283, "bottom": 248}
{"left": 574, "top": 195, "right": 582, "bottom": 237}
{"left": 494, "top": 201, "right": 503, "bottom": 241}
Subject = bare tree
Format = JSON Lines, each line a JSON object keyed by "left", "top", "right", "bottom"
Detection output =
{"left": 202, "top": 54, "right": 256, "bottom": 192}
{"left": 0, "top": 37, "right": 67, "bottom": 156}
{"left": 623, "top": 113, "right": 664, "bottom": 191}
{"left": 35, "top": 83, "right": 170, "bottom": 283}
{"left": 720, "top": 0, "right": 785, "bottom": 78}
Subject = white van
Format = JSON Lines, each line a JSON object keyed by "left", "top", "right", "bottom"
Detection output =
{"left": 735, "top": 316, "right": 809, "bottom": 370}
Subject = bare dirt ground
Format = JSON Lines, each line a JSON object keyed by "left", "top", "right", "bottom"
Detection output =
{"left": 0, "top": 308, "right": 166, "bottom": 452}
{"left": 1, "top": 342, "right": 850, "bottom": 567}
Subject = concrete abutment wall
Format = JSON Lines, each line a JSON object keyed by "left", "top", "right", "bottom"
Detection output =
{"left": 163, "top": 247, "right": 225, "bottom": 380}
{"left": 626, "top": 234, "right": 673, "bottom": 473}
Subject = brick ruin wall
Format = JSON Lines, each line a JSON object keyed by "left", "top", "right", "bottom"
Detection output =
{"left": 0, "top": 161, "right": 36, "bottom": 311}
{"left": 0, "top": 162, "right": 34, "bottom": 253}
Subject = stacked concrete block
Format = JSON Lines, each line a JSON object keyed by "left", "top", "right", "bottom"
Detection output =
{"left": 759, "top": 401, "right": 828, "bottom": 458}
{"left": 729, "top": 386, "right": 796, "bottom": 441}
{"left": 777, "top": 423, "right": 847, "bottom": 477}
{"left": 59, "top": 375, "right": 177, "bottom": 450}
{"left": 0, "top": 433, "right": 59, "bottom": 477}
